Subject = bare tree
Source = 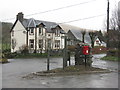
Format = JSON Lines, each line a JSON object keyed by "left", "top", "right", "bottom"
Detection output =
{"left": 81, "top": 30, "right": 86, "bottom": 43}
{"left": 109, "top": 7, "right": 120, "bottom": 31}
{"left": 89, "top": 31, "right": 97, "bottom": 48}
{"left": 109, "top": 6, "right": 120, "bottom": 49}
{"left": 103, "top": 5, "right": 120, "bottom": 49}
{"left": 103, "top": 5, "right": 120, "bottom": 31}
{"left": 118, "top": 3, "right": 120, "bottom": 31}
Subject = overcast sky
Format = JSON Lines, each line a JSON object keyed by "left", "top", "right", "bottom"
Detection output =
{"left": 0, "top": 0, "right": 120, "bottom": 30}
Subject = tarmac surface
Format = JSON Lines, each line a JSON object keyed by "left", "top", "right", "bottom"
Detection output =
{"left": 2, "top": 54, "right": 118, "bottom": 88}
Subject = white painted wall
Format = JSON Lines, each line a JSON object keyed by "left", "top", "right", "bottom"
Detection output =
{"left": 11, "top": 22, "right": 65, "bottom": 53}
{"left": 52, "top": 33, "right": 61, "bottom": 50}
{"left": 94, "top": 38, "right": 101, "bottom": 46}
{"left": 94, "top": 38, "right": 106, "bottom": 47}
{"left": 61, "top": 35, "right": 65, "bottom": 49}
{"left": 11, "top": 20, "right": 26, "bottom": 52}
{"left": 28, "top": 28, "right": 35, "bottom": 49}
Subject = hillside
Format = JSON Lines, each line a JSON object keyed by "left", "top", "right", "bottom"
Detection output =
{"left": 2, "top": 22, "right": 13, "bottom": 44}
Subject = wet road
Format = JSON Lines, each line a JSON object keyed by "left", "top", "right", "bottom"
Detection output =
{"left": 2, "top": 54, "right": 118, "bottom": 88}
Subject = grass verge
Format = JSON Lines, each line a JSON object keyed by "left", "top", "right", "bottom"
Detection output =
{"left": 101, "top": 56, "right": 120, "bottom": 61}
{"left": 15, "top": 53, "right": 48, "bottom": 58}
{"left": 22, "top": 65, "right": 110, "bottom": 79}
{"left": 13, "top": 53, "right": 63, "bottom": 58}
{"left": 0, "top": 58, "right": 9, "bottom": 64}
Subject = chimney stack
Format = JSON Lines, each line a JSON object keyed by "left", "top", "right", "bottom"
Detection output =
{"left": 16, "top": 12, "right": 24, "bottom": 22}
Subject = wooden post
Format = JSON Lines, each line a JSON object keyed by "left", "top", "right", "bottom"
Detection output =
{"left": 68, "top": 51, "right": 71, "bottom": 66}
{"left": 63, "top": 35, "right": 67, "bottom": 69}
{"left": 47, "top": 40, "right": 50, "bottom": 71}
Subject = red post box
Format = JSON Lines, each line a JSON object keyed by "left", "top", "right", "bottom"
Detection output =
{"left": 82, "top": 46, "right": 90, "bottom": 55}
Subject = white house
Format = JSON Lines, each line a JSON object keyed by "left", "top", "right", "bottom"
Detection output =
{"left": 94, "top": 37, "right": 106, "bottom": 47}
{"left": 10, "top": 12, "right": 65, "bottom": 53}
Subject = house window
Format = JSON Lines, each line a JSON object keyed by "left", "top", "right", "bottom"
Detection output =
{"left": 48, "top": 34, "right": 50, "bottom": 36}
{"left": 12, "top": 39, "right": 16, "bottom": 49}
{"left": 55, "top": 30, "right": 60, "bottom": 36}
{"left": 29, "top": 39, "right": 34, "bottom": 48}
{"left": 96, "top": 40, "right": 100, "bottom": 44}
{"left": 48, "top": 39, "right": 51, "bottom": 48}
{"left": 12, "top": 39, "right": 14, "bottom": 49}
{"left": 39, "top": 27, "right": 43, "bottom": 35}
{"left": 39, "top": 39, "right": 43, "bottom": 48}
{"left": 39, "top": 28, "right": 41, "bottom": 34}
{"left": 55, "top": 40, "right": 60, "bottom": 48}
{"left": 12, "top": 31, "right": 14, "bottom": 36}
{"left": 29, "top": 28, "right": 34, "bottom": 35}
{"left": 71, "top": 40, "right": 73, "bottom": 45}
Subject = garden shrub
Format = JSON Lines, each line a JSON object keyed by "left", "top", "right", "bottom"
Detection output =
{"left": 19, "top": 45, "right": 29, "bottom": 54}
{"left": 107, "top": 49, "right": 118, "bottom": 57}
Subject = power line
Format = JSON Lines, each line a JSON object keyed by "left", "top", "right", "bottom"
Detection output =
{"left": 25, "top": 0, "right": 96, "bottom": 17}
{"left": 2, "top": 0, "right": 96, "bottom": 21}
{"left": 13, "top": 14, "right": 106, "bottom": 32}
{"left": 58, "top": 14, "right": 106, "bottom": 24}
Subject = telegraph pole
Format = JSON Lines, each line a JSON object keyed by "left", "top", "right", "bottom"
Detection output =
{"left": 107, "top": 0, "right": 110, "bottom": 50}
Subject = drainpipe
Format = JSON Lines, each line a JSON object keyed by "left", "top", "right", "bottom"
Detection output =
{"left": 26, "top": 29, "right": 28, "bottom": 47}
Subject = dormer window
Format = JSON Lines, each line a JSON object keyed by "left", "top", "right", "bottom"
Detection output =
{"left": 39, "top": 27, "right": 43, "bottom": 35}
{"left": 39, "top": 28, "right": 41, "bottom": 34}
{"left": 29, "top": 28, "right": 34, "bottom": 35}
{"left": 55, "top": 30, "right": 60, "bottom": 37}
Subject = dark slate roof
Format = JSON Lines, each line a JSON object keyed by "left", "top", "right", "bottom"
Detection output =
{"left": 68, "top": 29, "right": 91, "bottom": 44}
{"left": 84, "top": 32, "right": 91, "bottom": 44}
{"left": 60, "top": 30, "right": 66, "bottom": 34}
{"left": 22, "top": 18, "right": 65, "bottom": 33}
{"left": 69, "top": 29, "right": 82, "bottom": 41}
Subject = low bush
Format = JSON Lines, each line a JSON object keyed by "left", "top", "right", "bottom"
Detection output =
{"left": 2, "top": 49, "right": 13, "bottom": 58}
{"left": 107, "top": 49, "right": 118, "bottom": 57}
{"left": 0, "top": 58, "right": 9, "bottom": 63}
{"left": 14, "top": 53, "right": 48, "bottom": 58}
{"left": 19, "top": 45, "right": 29, "bottom": 54}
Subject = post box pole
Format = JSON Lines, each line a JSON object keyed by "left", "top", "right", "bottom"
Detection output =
{"left": 85, "top": 55, "right": 87, "bottom": 68}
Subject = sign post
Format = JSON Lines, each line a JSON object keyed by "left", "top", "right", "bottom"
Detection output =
{"left": 47, "top": 40, "right": 50, "bottom": 71}
{"left": 82, "top": 45, "right": 90, "bottom": 68}
{"left": 85, "top": 55, "right": 87, "bottom": 68}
